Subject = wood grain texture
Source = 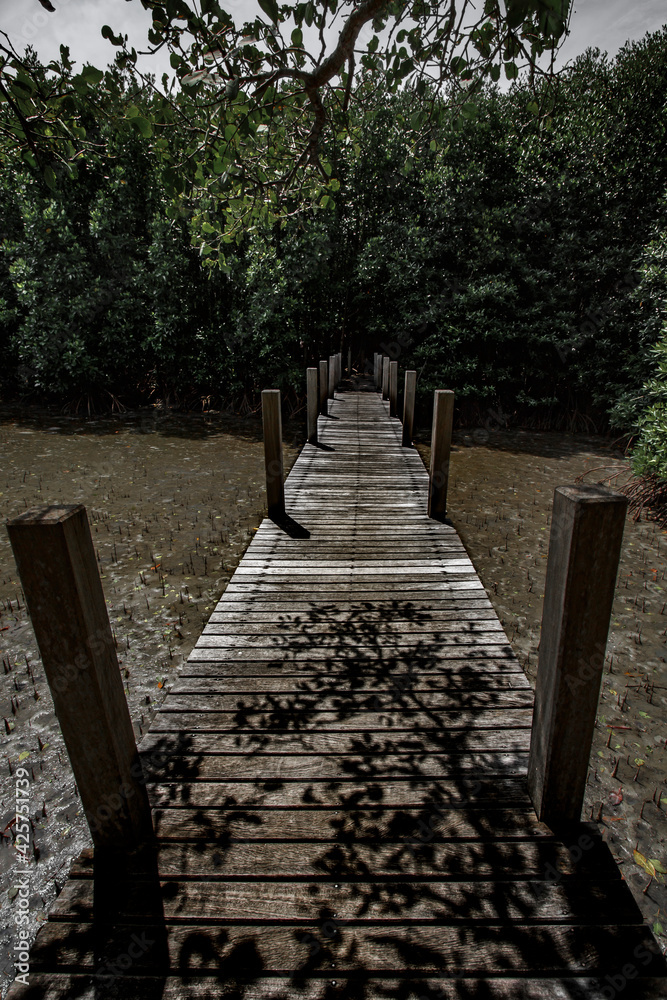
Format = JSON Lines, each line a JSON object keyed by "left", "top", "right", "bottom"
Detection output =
{"left": 9, "top": 380, "right": 664, "bottom": 998}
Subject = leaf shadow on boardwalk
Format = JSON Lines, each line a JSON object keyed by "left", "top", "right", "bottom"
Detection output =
{"left": 11, "top": 385, "right": 667, "bottom": 1000}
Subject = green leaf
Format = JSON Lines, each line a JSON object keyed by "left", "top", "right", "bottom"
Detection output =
{"left": 634, "top": 850, "right": 658, "bottom": 880}
{"left": 322, "top": 161, "right": 332, "bottom": 177}
{"left": 131, "top": 116, "right": 153, "bottom": 138}
{"left": 258, "top": 0, "right": 280, "bottom": 23}
{"left": 527, "top": 100, "right": 539, "bottom": 116}
{"left": 291, "top": 27, "right": 303, "bottom": 46}
{"left": 101, "top": 24, "right": 124, "bottom": 46}
{"left": 81, "top": 65, "right": 104, "bottom": 86}
{"left": 504, "top": 61, "right": 518, "bottom": 80}
{"left": 18, "top": 751, "right": 30, "bottom": 762}
{"left": 126, "top": 105, "right": 140, "bottom": 119}
{"left": 43, "top": 165, "right": 56, "bottom": 191}
{"left": 202, "top": 222, "right": 216, "bottom": 233}
{"left": 461, "top": 102, "right": 479, "bottom": 119}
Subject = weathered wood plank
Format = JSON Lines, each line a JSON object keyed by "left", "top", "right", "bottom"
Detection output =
{"left": 27, "top": 921, "right": 662, "bottom": 975}
{"left": 9, "top": 976, "right": 667, "bottom": 1000}
{"left": 50, "top": 875, "right": 639, "bottom": 924}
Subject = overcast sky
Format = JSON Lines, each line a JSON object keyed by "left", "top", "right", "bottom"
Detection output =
{"left": 0, "top": 0, "right": 665, "bottom": 81}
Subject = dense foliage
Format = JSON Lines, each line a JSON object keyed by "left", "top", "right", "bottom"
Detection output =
{"left": 1, "top": 25, "right": 667, "bottom": 435}
{"left": 0, "top": 0, "right": 571, "bottom": 250}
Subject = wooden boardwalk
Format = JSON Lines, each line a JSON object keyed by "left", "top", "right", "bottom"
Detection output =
{"left": 10, "top": 380, "right": 667, "bottom": 998}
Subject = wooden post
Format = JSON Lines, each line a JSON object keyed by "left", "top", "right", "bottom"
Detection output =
{"left": 328, "top": 355, "right": 336, "bottom": 399}
{"left": 402, "top": 370, "right": 416, "bottom": 447}
{"left": 428, "top": 389, "right": 454, "bottom": 521}
{"left": 527, "top": 486, "right": 627, "bottom": 826}
{"left": 373, "top": 353, "right": 379, "bottom": 387}
{"left": 382, "top": 356, "right": 390, "bottom": 400}
{"left": 347, "top": 348, "right": 352, "bottom": 375}
{"left": 6, "top": 505, "right": 153, "bottom": 850}
{"left": 261, "top": 389, "right": 285, "bottom": 517}
{"left": 319, "top": 360, "right": 328, "bottom": 416}
{"left": 306, "top": 367, "right": 318, "bottom": 445}
{"left": 389, "top": 361, "right": 398, "bottom": 417}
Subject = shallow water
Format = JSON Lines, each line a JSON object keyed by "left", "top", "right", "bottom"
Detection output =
{"left": 1, "top": 406, "right": 667, "bottom": 993}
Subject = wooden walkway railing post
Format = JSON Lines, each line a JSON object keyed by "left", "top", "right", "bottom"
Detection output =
{"left": 319, "top": 360, "right": 328, "bottom": 416}
{"left": 328, "top": 355, "right": 336, "bottom": 399}
{"left": 389, "top": 361, "right": 398, "bottom": 417}
{"left": 306, "top": 367, "right": 318, "bottom": 444}
{"left": 261, "top": 389, "right": 285, "bottom": 517}
{"left": 428, "top": 389, "right": 454, "bottom": 521}
{"left": 528, "top": 485, "right": 627, "bottom": 826}
{"left": 6, "top": 505, "right": 154, "bottom": 850}
{"left": 374, "top": 353, "right": 380, "bottom": 388}
{"left": 347, "top": 347, "right": 351, "bottom": 375}
{"left": 382, "top": 356, "right": 390, "bottom": 400}
{"left": 402, "top": 370, "right": 416, "bottom": 446}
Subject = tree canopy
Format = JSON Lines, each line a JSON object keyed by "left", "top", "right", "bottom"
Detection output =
{"left": 1, "top": 0, "right": 570, "bottom": 252}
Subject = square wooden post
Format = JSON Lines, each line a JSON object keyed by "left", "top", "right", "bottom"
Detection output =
{"left": 319, "top": 360, "right": 328, "bottom": 416}
{"left": 6, "top": 505, "right": 153, "bottom": 850}
{"left": 402, "top": 371, "right": 416, "bottom": 447}
{"left": 306, "top": 367, "right": 318, "bottom": 445}
{"left": 389, "top": 361, "right": 398, "bottom": 417}
{"left": 328, "top": 355, "right": 336, "bottom": 399}
{"left": 382, "top": 357, "right": 390, "bottom": 400}
{"left": 262, "top": 389, "right": 285, "bottom": 517}
{"left": 528, "top": 485, "right": 627, "bottom": 826}
{"left": 428, "top": 390, "right": 454, "bottom": 521}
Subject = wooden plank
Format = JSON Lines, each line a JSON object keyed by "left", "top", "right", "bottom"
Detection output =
{"left": 139, "top": 730, "right": 532, "bottom": 755}
{"left": 145, "top": 776, "right": 533, "bottom": 809}
{"left": 63, "top": 839, "right": 622, "bottom": 881}
{"left": 9, "top": 976, "right": 667, "bottom": 1000}
{"left": 50, "top": 875, "right": 640, "bottom": 923}
{"left": 151, "top": 708, "right": 534, "bottom": 732}
{"left": 135, "top": 751, "right": 530, "bottom": 781}
{"left": 26, "top": 921, "right": 663, "bottom": 975}
{"left": 10, "top": 976, "right": 667, "bottom": 1000}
